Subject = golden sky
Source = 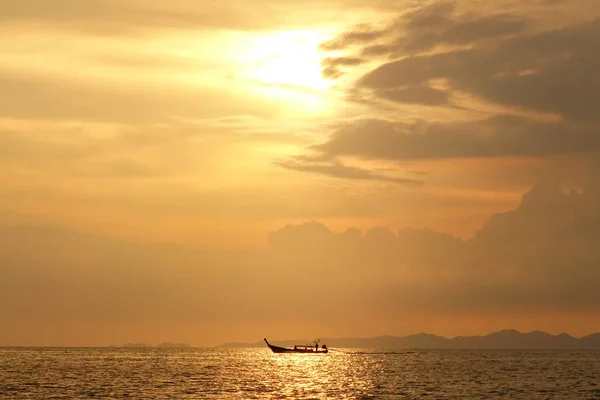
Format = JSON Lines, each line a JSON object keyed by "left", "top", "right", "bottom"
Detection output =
{"left": 1, "top": 0, "right": 600, "bottom": 346}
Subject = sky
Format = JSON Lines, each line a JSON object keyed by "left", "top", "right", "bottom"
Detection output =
{"left": 1, "top": 0, "right": 600, "bottom": 347}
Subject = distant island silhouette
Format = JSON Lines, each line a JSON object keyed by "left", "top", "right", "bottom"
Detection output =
{"left": 156, "top": 342, "right": 191, "bottom": 348}
{"left": 218, "top": 330, "right": 600, "bottom": 349}
{"left": 120, "top": 342, "right": 191, "bottom": 348}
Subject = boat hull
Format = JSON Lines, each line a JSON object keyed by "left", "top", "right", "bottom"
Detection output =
{"left": 264, "top": 338, "right": 328, "bottom": 354}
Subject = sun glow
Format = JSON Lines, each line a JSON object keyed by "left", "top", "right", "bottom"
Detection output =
{"left": 237, "top": 30, "right": 335, "bottom": 106}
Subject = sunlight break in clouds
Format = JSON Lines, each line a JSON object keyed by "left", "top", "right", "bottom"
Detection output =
{"left": 241, "top": 30, "right": 335, "bottom": 91}
{"left": 234, "top": 29, "right": 341, "bottom": 114}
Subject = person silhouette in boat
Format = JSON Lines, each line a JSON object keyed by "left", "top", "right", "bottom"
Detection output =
{"left": 315, "top": 342, "right": 318, "bottom": 351}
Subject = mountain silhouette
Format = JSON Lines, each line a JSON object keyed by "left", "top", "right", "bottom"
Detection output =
{"left": 220, "top": 330, "right": 600, "bottom": 349}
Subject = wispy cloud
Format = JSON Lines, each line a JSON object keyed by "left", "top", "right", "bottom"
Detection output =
{"left": 275, "top": 158, "right": 425, "bottom": 185}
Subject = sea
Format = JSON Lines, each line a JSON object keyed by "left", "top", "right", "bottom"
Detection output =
{"left": 1, "top": 347, "right": 599, "bottom": 399}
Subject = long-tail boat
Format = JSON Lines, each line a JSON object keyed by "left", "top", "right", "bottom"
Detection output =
{"left": 264, "top": 338, "right": 328, "bottom": 354}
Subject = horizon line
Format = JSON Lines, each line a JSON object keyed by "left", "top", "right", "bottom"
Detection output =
{"left": 3, "top": 328, "right": 600, "bottom": 348}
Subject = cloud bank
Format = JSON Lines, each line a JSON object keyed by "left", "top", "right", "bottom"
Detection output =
{"left": 285, "top": 1, "right": 600, "bottom": 182}
{"left": 2, "top": 175, "right": 599, "bottom": 345}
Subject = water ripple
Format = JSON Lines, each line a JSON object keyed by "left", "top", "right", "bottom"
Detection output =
{"left": 1, "top": 348, "right": 600, "bottom": 399}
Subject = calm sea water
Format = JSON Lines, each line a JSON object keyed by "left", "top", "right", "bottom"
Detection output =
{"left": 1, "top": 347, "right": 599, "bottom": 399}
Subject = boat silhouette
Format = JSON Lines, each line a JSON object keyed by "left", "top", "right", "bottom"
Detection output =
{"left": 264, "top": 338, "right": 328, "bottom": 354}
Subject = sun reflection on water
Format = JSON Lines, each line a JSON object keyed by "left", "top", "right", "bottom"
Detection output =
{"left": 262, "top": 350, "right": 378, "bottom": 399}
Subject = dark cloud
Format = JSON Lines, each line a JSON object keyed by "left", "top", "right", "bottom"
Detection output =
{"left": 302, "top": 6, "right": 600, "bottom": 173}
{"left": 442, "top": 13, "right": 528, "bottom": 44}
{"left": 403, "top": 1, "right": 454, "bottom": 31}
{"left": 269, "top": 180, "right": 600, "bottom": 309}
{"left": 318, "top": 1, "right": 599, "bottom": 121}
{"left": 268, "top": 220, "right": 467, "bottom": 277}
{"left": 274, "top": 158, "right": 424, "bottom": 185}
{"left": 375, "top": 84, "right": 450, "bottom": 105}
{"left": 321, "top": 2, "right": 528, "bottom": 57}
{"left": 304, "top": 115, "right": 600, "bottom": 162}
{"left": 320, "top": 56, "right": 367, "bottom": 79}
{"left": 322, "top": 66, "right": 344, "bottom": 79}
{"left": 322, "top": 57, "right": 366, "bottom": 67}
{"left": 357, "top": 15, "right": 600, "bottom": 120}
{"left": 319, "top": 23, "right": 389, "bottom": 51}
{"left": 400, "top": 12, "right": 529, "bottom": 53}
